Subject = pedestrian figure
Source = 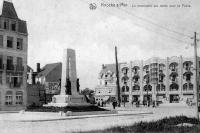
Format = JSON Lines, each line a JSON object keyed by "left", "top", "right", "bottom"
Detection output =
{"left": 101, "top": 101, "right": 104, "bottom": 107}
{"left": 143, "top": 100, "right": 145, "bottom": 107}
{"left": 156, "top": 101, "right": 159, "bottom": 107}
{"left": 152, "top": 100, "right": 155, "bottom": 108}
{"left": 112, "top": 99, "right": 117, "bottom": 109}
{"left": 135, "top": 100, "right": 138, "bottom": 107}
{"left": 100, "top": 99, "right": 103, "bottom": 107}
{"left": 131, "top": 100, "right": 134, "bottom": 107}
{"left": 97, "top": 101, "right": 100, "bottom": 106}
{"left": 148, "top": 100, "right": 150, "bottom": 107}
{"left": 137, "top": 100, "right": 140, "bottom": 107}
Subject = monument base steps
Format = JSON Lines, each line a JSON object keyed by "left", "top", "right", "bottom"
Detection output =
{"left": 44, "top": 95, "right": 91, "bottom": 107}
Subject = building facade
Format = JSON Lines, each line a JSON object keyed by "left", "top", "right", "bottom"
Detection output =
{"left": 95, "top": 64, "right": 117, "bottom": 103}
{"left": 35, "top": 62, "right": 62, "bottom": 103}
{"left": 95, "top": 56, "right": 200, "bottom": 104}
{"left": 0, "top": 1, "right": 28, "bottom": 111}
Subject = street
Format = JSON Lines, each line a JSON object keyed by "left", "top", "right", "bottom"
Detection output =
{"left": 0, "top": 104, "right": 197, "bottom": 133}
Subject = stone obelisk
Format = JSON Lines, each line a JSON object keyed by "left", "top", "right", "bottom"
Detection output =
{"left": 45, "top": 48, "right": 90, "bottom": 107}
{"left": 60, "top": 49, "right": 78, "bottom": 95}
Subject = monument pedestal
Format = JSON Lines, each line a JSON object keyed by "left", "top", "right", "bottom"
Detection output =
{"left": 44, "top": 49, "right": 91, "bottom": 107}
{"left": 44, "top": 95, "right": 91, "bottom": 107}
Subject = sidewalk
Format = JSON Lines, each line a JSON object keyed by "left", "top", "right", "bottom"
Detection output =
{"left": 0, "top": 109, "right": 152, "bottom": 122}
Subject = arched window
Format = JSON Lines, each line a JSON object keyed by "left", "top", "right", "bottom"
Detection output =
{"left": 169, "top": 62, "right": 178, "bottom": 71}
{"left": 143, "top": 85, "right": 152, "bottom": 91}
{"left": 170, "top": 83, "right": 179, "bottom": 91}
{"left": 183, "top": 83, "right": 187, "bottom": 91}
{"left": 132, "top": 85, "right": 140, "bottom": 91}
{"left": 122, "top": 86, "right": 129, "bottom": 92}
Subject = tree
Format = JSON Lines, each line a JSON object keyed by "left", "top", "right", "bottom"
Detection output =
{"left": 81, "top": 88, "right": 95, "bottom": 104}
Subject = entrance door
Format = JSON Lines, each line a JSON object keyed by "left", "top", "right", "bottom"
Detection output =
{"left": 170, "top": 94, "right": 179, "bottom": 103}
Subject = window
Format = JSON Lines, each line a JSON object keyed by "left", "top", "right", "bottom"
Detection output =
{"left": 186, "top": 74, "right": 191, "bottom": 81}
{"left": 7, "top": 56, "right": 13, "bottom": 70}
{"left": 13, "top": 75, "right": 23, "bottom": 87}
{"left": 17, "top": 57, "right": 23, "bottom": 66}
{"left": 5, "top": 91, "right": 13, "bottom": 105}
{"left": 126, "top": 86, "right": 129, "bottom": 92}
{"left": 11, "top": 21, "right": 16, "bottom": 31}
{"left": 8, "top": 76, "right": 22, "bottom": 88}
{"left": 6, "top": 73, "right": 10, "bottom": 85}
{"left": 4, "top": 20, "right": 9, "bottom": 30}
{"left": 17, "top": 38, "right": 23, "bottom": 50}
{"left": 0, "top": 55, "right": 3, "bottom": 69}
{"left": 0, "top": 72, "right": 2, "bottom": 84}
{"left": 16, "top": 91, "right": 23, "bottom": 105}
{"left": 0, "top": 18, "right": 2, "bottom": 28}
{"left": 0, "top": 35, "right": 3, "bottom": 47}
{"left": 7, "top": 36, "right": 13, "bottom": 48}
{"left": 16, "top": 57, "right": 24, "bottom": 71}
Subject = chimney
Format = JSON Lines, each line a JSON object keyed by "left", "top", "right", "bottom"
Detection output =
{"left": 102, "top": 64, "right": 106, "bottom": 69}
{"left": 37, "top": 63, "right": 40, "bottom": 72}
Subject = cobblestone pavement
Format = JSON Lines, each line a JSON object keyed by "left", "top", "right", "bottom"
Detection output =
{"left": 0, "top": 105, "right": 197, "bottom": 133}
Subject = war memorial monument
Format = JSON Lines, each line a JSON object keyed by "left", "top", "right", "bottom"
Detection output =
{"left": 45, "top": 49, "right": 90, "bottom": 107}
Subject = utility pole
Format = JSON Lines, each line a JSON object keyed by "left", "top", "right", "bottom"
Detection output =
{"left": 193, "top": 32, "right": 199, "bottom": 120}
{"left": 115, "top": 46, "right": 121, "bottom": 107}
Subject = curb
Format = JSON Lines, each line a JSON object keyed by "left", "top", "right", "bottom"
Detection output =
{"left": 18, "top": 112, "right": 153, "bottom": 122}
{"left": 0, "top": 111, "right": 19, "bottom": 114}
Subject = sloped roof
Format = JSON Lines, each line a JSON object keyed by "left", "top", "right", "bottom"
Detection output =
{"left": 18, "top": 20, "right": 28, "bottom": 34}
{"left": 27, "top": 65, "right": 33, "bottom": 72}
{"left": 37, "top": 62, "right": 61, "bottom": 78}
{"left": 100, "top": 64, "right": 116, "bottom": 74}
{"left": 100, "top": 63, "right": 125, "bottom": 75}
{"left": 0, "top": 1, "right": 28, "bottom": 34}
{"left": 1, "top": 1, "right": 18, "bottom": 19}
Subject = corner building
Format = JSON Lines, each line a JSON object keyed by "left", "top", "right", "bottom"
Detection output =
{"left": 95, "top": 56, "right": 200, "bottom": 104}
{"left": 0, "top": 1, "right": 28, "bottom": 111}
{"left": 120, "top": 56, "right": 200, "bottom": 104}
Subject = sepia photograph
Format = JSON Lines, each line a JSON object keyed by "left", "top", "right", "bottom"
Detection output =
{"left": 0, "top": 0, "right": 200, "bottom": 132}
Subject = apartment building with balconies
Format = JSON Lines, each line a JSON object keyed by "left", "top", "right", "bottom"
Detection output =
{"left": 120, "top": 56, "right": 200, "bottom": 104}
{"left": 0, "top": 1, "right": 28, "bottom": 111}
{"left": 96, "top": 56, "right": 200, "bottom": 105}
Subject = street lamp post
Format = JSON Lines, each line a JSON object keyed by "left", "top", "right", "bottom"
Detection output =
{"left": 146, "top": 75, "right": 150, "bottom": 107}
{"left": 193, "top": 32, "right": 199, "bottom": 120}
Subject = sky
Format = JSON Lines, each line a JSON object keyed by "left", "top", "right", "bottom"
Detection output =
{"left": 8, "top": 0, "right": 200, "bottom": 90}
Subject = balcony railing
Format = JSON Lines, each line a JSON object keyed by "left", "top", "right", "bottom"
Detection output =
{"left": 169, "top": 88, "right": 179, "bottom": 91}
{"left": 133, "top": 71, "right": 139, "bottom": 75}
{"left": 9, "top": 83, "right": 22, "bottom": 88}
{"left": 132, "top": 89, "right": 140, "bottom": 92}
{"left": 6, "top": 64, "right": 14, "bottom": 71}
{"left": 16, "top": 65, "right": 24, "bottom": 72}
{"left": 0, "top": 63, "right": 4, "bottom": 70}
{"left": 170, "top": 68, "right": 178, "bottom": 72}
